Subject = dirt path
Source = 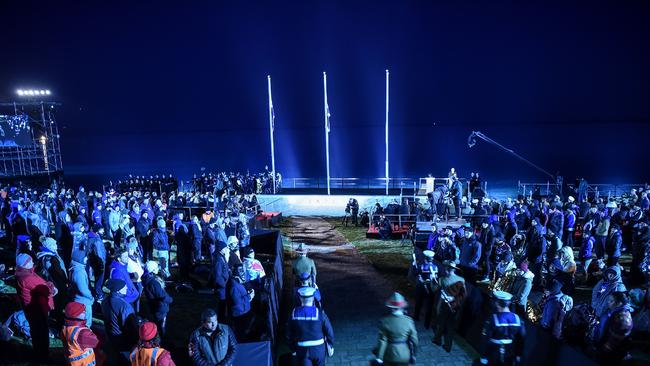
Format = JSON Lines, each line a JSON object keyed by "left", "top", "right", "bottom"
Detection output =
{"left": 286, "top": 216, "right": 473, "bottom": 365}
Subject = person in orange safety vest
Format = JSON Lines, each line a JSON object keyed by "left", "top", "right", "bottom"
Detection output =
{"left": 61, "top": 301, "right": 104, "bottom": 366}
{"left": 129, "top": 322, "right": 175, "bottom": 366}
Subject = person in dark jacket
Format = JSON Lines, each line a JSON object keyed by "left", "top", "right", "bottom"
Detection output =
{"left": 227, "top": 266, "right": 253, "bottom": 341}
{"left": 189, "top": 216, "right": 203, "bottom": 263}
{"left": 142, "top": 261, "right": 173, "bottom": 336}
{"left": 173, "top": 213, "right": 192, "bottom": 279}
{"left": 526, "top": 218, "right": 547, "bottom": 288}
{"left": 459, "top": 224, "right": 482, "bottom": 284}
{"left": 547, "top": 205, "right": 564, "bottom": 240}
{"left": 152, "top": 218, "right": 170, "bottom": 278}
{"left": 35, "top": 236, "right": 68, "bottom": 327}
{"left": 606, "top": 224, "right": 623, "bottom": 266}
{"left": 55, "top": 210, "right": 74, "bottom": 266}
{"left": 478, "top": 220, "right": 496, "bottom": 282}
{"left": 596, "top": 291, "right": 634, "bottom": 363}
{"left": 188, "top": 308, "right": 237, "bottom": 366}
{"left": 136, "top": 211, "right": 152, "bottom": 261}
{"left": 212, "top": 241, "right": 230, "bottom": 321}
{"left": 101, "top": 278, "right": 139, "bottom": 365}
{"left": 87, "top": 224, "right": 107, "bottom": 300}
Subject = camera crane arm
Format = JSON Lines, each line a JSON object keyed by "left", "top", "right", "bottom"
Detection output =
{"left": 467, "top": 131, "right": 561, "bottom": 185}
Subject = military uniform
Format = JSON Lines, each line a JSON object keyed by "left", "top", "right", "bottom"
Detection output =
{"left": 293, "top": 255, "right": 317, "bottom": 285}
{"left": 480, "top": 311, "right": 525, "bottom": 365}
{"left": 287, "top": 287, "right": 334, "bottom": 366}
{"left": 375, "top": 313, "right": 418, "bottom": 366}
{"left": 413, "top": 251, "right": 438, "bottom": 328}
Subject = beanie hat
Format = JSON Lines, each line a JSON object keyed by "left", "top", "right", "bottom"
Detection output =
{"left": 71, "top": 249, "right": 86, "bottom": 264}
{"left": 106, "top": 278, "right": 126, "bottom": 292}
{"left": 64, "top": 301, "right": 86, "bottom": 320}
{"left": 139, "top": 322, "right": 158, "bottom": 341}
{"left": 145, "top": 260, "right": 159, "bottom": 274}
{"left": 157, "top": 219, "right": 166, "bottom": 229}
{"left": 39, "top": 236, "right": 58, "bottom": 253}
{"left": 16, "top": 235, "right": 30, "bottom": 245}
{"left": 519, "top": 261, "right": 529, "bottom": 272}
{"left": 16, "top": 253, "right": 33, "bottom": 269}
{"left": 73, "top": 222, "right": 85, "bottom": 232}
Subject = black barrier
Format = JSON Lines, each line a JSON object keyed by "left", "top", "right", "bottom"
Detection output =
{"left": 249, "top": 229, "right": 284, "bottom": 345}
{"left": 457, "top": 283, "right": 598, "bottom": 366}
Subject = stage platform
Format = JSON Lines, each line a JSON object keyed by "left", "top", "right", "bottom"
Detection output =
{"left": 256, "top": 194, "right": 423, "bottom": 216}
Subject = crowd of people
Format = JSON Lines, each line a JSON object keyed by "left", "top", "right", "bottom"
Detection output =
{"left": 405, "top": 180, "right": 650, "bottom": 364}
{"left": 0, "top": 180, "right": 272, "bottom": 365}
{"left": 190, "top": 168, "right": 281, "bottom": 195}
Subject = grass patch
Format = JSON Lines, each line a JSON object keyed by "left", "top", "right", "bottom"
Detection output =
{"left": 322, "top": 217, "right": 369, "bottom": 243}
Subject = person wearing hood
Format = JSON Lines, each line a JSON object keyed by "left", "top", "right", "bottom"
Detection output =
{"left": 540, "top": 279, "right": 573, "bottom": 339}
{"left": 61, "top": 301, "right": 104, "bottom": 366}
{"left": 88, "top": 224, "right": 107, "bottom": 301}
{"left": 373, "top": 292, "right": 418, "bottom": 366}
{"left": 142, "top": 261, "right": 173, "bottom": 337}
{"left": 189, "top": 215, "right": 203, "bottom": 264}
{"left": 101, "top": 278, "right": 139, "bottom": 364}
{"left": 511, "top": 262, "right": 534, "bottom": 314}
{"left": 152, "top": 218, "right": 171, "bottom": 278}
{"left": 15, "top": 253, "right": 57, "bottom": 362}
{"left": 35, "top": 236, "right": 69, "bottom": 321}
{"left": 241, "top": 247, "right": 265, "bottom": 287}
{"left": 126, "top": 237, "right": 145, "bottom": 313}
{"left": 606, "top": 224, "right": 623, "bottom": 266}
{"left": 69, "top": 248, "right": 95, "bottom": 328}
{"left": 592, "top": 265, "right": 627, "bottom": 317}
{"left": 56, "top": 210, "right": 74, "bottom": 266}
{"left": 226, "top": 236, "right": 242, "bottom": 271}
{"left": 596, "top": 291, "right": 634, "bottom": 363}
{"left": 109, "top": 248, "right": 140, "bottom": 306}
{"left": 579, "top": 229, "right": 596, "bottom": 281}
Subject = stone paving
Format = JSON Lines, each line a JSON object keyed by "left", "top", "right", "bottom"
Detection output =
{"left": 287, "top": 217, "right": 474, "bottom": 366}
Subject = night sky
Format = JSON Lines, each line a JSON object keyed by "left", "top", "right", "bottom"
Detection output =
{"left": 1, "top": 1, "right": 649, "bottom": 185}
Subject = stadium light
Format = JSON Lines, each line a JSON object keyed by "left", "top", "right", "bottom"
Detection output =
{"left": 16, "top": 88, "right": 52, "bottom": 97}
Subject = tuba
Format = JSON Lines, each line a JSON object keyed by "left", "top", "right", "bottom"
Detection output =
{"left": 490, "top": 268, "right": 517, "bottom": 292}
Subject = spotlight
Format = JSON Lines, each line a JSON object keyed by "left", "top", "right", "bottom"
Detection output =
{"left": 15, "top": 88, "right": 53, "bottom": 97}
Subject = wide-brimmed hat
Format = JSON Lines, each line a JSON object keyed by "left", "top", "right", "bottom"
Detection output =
{"left": 385, "top": 292, "right": 408, "bottom": 309}
{"left": 442, "top": 260, "right": 460, "bottom": 270}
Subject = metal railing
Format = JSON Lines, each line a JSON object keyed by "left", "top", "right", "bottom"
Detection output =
{"left": 282, "top": 177, "right": 421, "bottom": 191}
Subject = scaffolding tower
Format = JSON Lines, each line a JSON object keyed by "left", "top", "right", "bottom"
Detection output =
{"left": 0, "top": 101, "right": 63, "bottom": 178}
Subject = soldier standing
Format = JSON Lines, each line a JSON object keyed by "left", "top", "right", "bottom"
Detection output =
{"left": 479, "top": 291, "right": 526, "bottom": 366}
{"left": 432, "top": 260, "right": 466, "bottom": 353}
{"left": 413, "top": 250, "right": 438, "bottom": 329}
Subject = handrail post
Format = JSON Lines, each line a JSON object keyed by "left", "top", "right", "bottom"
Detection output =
{"left": 546, "top": 181, "right": 550, "bottom": 196}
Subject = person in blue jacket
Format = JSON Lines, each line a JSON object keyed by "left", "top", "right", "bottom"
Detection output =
{"left": 228, "top": 266, "right": 253, "bottom": 341}
{"left": 109, "top": 248, "right": 139, "bottom": 306}
{"left": 101, "top": 278, "right": 139, "bottom": 364}
{"left": 563, "top": 208, "right": 576, "bottom": 249}
{"left": 606, "top": 224, "right": 623, "bottom": 266}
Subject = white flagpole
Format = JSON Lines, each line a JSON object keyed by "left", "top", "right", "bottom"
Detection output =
{"left": 385, "top": 69, "right": 390, "bottom": 196}
{"left": 267, "top": 75, "right": 276, "bottom": 194}
{"left": 323, "top": 71, "right": 331, "bottom": 195}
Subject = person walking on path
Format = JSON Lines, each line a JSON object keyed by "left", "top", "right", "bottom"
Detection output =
{"left": 373, "top": 292, "right": 418, "bottom": 366}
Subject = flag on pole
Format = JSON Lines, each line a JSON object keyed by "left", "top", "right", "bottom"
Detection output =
{"left": 270, "top": 101, "right": 275, "bottom": 133}
{"left": 325, "top": 101, "right": 331, "bottom": 133}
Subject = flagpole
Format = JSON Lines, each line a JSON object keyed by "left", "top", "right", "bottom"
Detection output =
{"left": 267, "top": 75, "right": 276, "bottom": 194}
{"left": 323, "top": 71, "right": 331, "bottom": 195}
{"left": 385, "top": 69, "right": 390, "bottom": 196}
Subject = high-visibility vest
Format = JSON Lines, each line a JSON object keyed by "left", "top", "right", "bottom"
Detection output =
{"left": 61, "top": 326, "right": 96, "bottom": 366}
{"left": 129, "top": 346, "right": 163, "bottom": 366}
